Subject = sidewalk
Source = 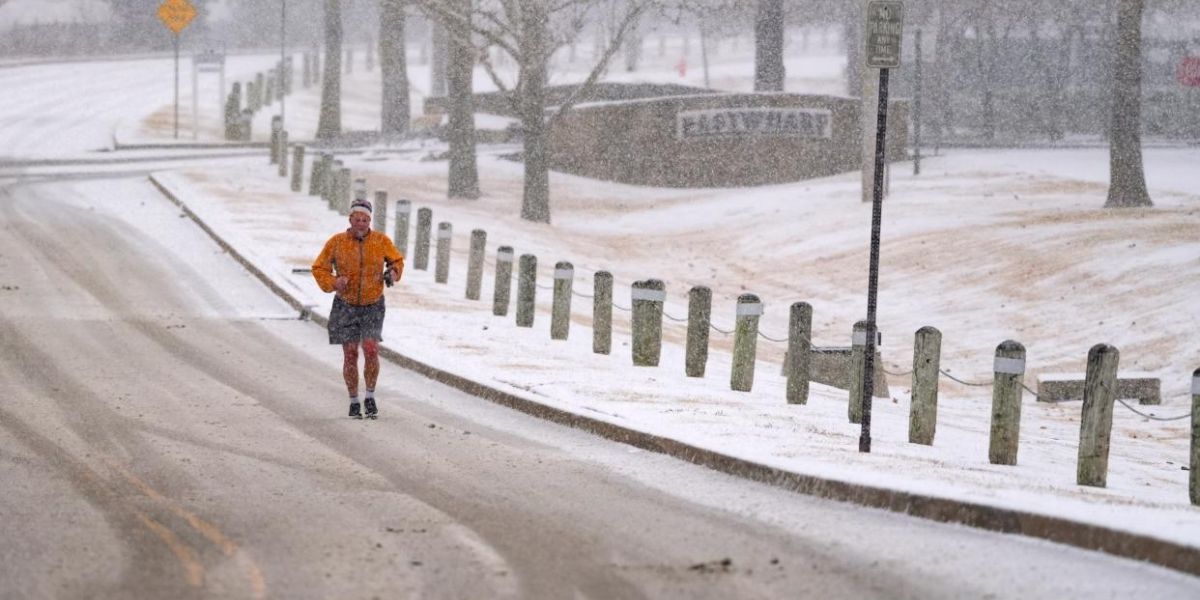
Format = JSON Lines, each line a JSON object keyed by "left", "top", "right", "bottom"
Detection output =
{"left": 148, "top": 151, "right": 1200, "bottom": 576}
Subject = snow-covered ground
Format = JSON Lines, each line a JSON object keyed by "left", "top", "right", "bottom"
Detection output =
{"left": 150, "top": 137, "right": 1200, "bottom": 553}
{"left": 6, "top": 34, "right": 1200, "bottom": 561}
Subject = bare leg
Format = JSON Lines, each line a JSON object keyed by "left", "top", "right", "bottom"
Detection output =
{"left": 362, "top": 339, "right": 380, "bottom": 391}
{"left": 342, "top": 342, "right": 360, "bottom": 396}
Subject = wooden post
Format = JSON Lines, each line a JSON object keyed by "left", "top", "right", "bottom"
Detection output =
{"left": 308, "top": 152, "right": 322, "bottom": 195}
{"left": 465, "top": 229, "right": 486, "bottom": 300}
{"left": 786, "top": 301, "right": 813, "bottom": 405}
{"left": 270, "top": 115, "right": 281, "bottom": 164}
{"left": 252, "top": 74, "right": 263, "bottom": 111}
{"left": 685, "top": 286, "right": 711, "bottom": 378}
{"left": 909, "top": 326, "right": 942, "bottom": 445}
{"left": 849, "top": 320, "right": 869, "bottom": 423}
{"left": 516, "top": 254, "right": 537, "bottom": 327}
{"left": 551, "top": 261, "right": 573, "bottom": 340}
{"left": 353, "top": 177, "right": 367, "bottom": 205}
{"left": 435, "top": 222, "right": 452, "bottom": 284}
{"left": 414, "top": 208, "right": 432, "bottom": 270}
{"left": 631, "top": 279, "right": 665, "bottom": 367}
{"left": 277, "top": 131, "right": 288, "bottom": 177}
{"left": 1190, "top": 368, "right": 1200, "bottom": 506}
{"left": 731, "top": 294, "right": 762, "bottom": 392}
{"left": 989, "top": 340, "right": 1026, "bottom": 466}
{"left": 311, "top": 153, "right": 330, "bottom": 197}
{"left": 291, "top": 145, "right": 305, "bottom": 192}
{"left": 1078, "top": 344, "right": 1120, "bottom": 487}
{"left": 493, "top": 246, "right": 514, "bottom": 316}
{"left": 323, "top": 159, "right": 340, "bottom": 209}
{"left": 337, "top": 167, "right": 352, "bottom": 215}
{"left": 373, "top": 190, "right": 388, "bottom": 234}
{"left": 593, "top": 271, "right": 613, "bottom": 354}
{"left": 394, "top": 200, "right": 411, "bottom": 257}
{"left": 238, "top": 109, "right": 252, "bottom": 141}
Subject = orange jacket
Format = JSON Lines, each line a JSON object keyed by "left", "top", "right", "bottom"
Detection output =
{"left": 312, "top": 229, "right": 404, "bottom": 306}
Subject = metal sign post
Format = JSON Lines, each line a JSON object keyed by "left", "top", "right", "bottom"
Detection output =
{"left": 859, "top": 0, "right": 903, "bottom": 454}
{"left": 157, "top": 0, "right": 197, "bottom": 140}
{"left": 173, "top": 33, "right": 179, "bottom": 139}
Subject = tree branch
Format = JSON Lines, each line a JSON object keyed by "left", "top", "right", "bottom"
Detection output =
{"left": 548, "top": 0, "right": 652, "bottom": 129}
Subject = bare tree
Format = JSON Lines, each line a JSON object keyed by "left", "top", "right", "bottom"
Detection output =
{"left": 754, "top": 0, "right": 784, "bottom": 91}
{"left": 1105, "top": 0, "right": 1152, "bottom": 207}
{"left": 414, "top": 0, "right": 651, "bottom": 223}
{"left": 317, "top": 0, "right": 344, "bottom": 140}
{"left": 380, "top": 0, "right": 411, "bottom": 136}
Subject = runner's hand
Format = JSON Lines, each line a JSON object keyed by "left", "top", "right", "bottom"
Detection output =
{"left": 334, "top": 276, "right": 349, "bottom": 292}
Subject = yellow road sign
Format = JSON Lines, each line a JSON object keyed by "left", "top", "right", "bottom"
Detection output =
{"left": 158, "top": 0, "right": 197, "bottom": 35}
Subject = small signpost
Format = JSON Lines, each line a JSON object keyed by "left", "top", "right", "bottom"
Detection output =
{"left": 192, "top": 50, "right": 225, "bottom": 140}
{"left": 859, "top": 1, "right": 903, "bottom": 454}
{"left": 158, "top": 0, "right": 198, "bottom": 139}
{"left": 1179, "top": 56, "right": 1200, "bottom": 87}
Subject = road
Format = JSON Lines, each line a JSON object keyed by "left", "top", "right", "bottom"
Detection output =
{"left": 3, "top": 168, "right": 1200, "bottom": 600}
{"left": 0, "top": 57, "right": 1198, "bottom": 599}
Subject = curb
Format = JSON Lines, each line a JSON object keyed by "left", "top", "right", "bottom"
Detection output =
{"left": 148, "top": 173, "right": 1200, "bottom": 577}
{"left": 115, "top": 141, "right": 273, "bottom": 151}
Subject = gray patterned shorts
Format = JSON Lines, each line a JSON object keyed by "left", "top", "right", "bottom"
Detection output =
{"left": 328, "top": 296, "right": 385, "bottom": 344}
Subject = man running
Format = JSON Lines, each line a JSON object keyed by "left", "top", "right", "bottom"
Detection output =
{"left": 312, "top": 198, "right": 404, "bottom": 419}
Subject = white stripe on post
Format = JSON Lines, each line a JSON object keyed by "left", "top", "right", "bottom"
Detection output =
{"left": 994, "top": 357, "right": 1026, "bottom": 375}
{"left": 852, "top": 330, "right": 883, "bottom": 346}
{"left": 630, "top": 288, "right": 666, "bottom": 302}
{"left": 497, "top": 250, "right": 514, "bottom": 262}
{"left": 736, "top": 302, "right": 763, "bottom": 316}
{"left": 553, "top": 268, "right": 573, "bottom": 279}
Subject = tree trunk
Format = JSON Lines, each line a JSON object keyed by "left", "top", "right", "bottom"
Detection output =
{"left": 623, "top": 15, "right": 642, "bottom": 72}
{"left": 844, "top": 2, "right": 863, "bottom": 97}
{"left": 754, "top": 0, "right": 785, "bottom": 91}
{"left": 445, "top": 0, "right": 479, "bottom": 199}
{"left": 975, "top": 14, "right": 996, "bottom": 143}
{"left": 518, "top": 1, "right": 551, "bottom": 223}
{"left": 430, "top": 20, "right": 448, "bottom": 97}
{"left": 380, "top": 0, "right": 410, "bottom": 136}
{"left": 1106, "top": 0, "right": 1152, "bottom": 208}
{"left": 316, "top": 0, "right": 343, "bottom": 140}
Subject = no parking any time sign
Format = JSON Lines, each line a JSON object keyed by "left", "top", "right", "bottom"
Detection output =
{"left": 866, "top": 1, "right": 904, "bottom": 69}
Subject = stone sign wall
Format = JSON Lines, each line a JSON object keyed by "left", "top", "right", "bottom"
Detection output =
{"left": 548, "top": 92, "right": 909, "bottom": 188}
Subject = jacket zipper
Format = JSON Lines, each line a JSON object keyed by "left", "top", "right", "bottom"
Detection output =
{"left": 357, "top": 234, "right": 365, "bottom": 304}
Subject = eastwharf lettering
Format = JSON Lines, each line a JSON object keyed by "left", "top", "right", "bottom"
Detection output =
{"left": 677, "top": 108, "right": 833, "bottom": 140}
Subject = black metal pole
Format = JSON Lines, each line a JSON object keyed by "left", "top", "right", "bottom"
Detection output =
{"left": 174, "top": 33, "right": 180, "bottom": 139}
{"left": 913, "top": 29, "right": 922, "bottom": 176}
{"left": 860, "top": 66, "right": 890, "bottom": 454}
